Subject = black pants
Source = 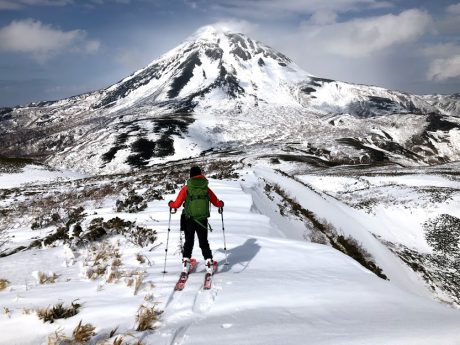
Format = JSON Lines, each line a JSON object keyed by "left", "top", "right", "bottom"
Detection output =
{"left": 182, "top": 217, "right": 212, "bottom": 260}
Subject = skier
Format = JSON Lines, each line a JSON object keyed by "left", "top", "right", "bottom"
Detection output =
{"left": 168, "top": 166, "right": 224, "bottom": 275}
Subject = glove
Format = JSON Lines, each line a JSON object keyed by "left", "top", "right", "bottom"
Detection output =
{"left": 220, "top": 200, "right": 224, "bottom": 208}
{"left": 168, "top": 200, "right": 174, "bottom": 208}
{"left": 218, "top": 200, "right": 224, "bottom": 214}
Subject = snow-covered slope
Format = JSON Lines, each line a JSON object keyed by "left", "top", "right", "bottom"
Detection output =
{"left": 420, "top": 93, "right": 460, "bottom": 117}
{"left": 1, "top": 26, "right": 460, "bottom": 174}
{"left": 1, "top": 163, "right": 460, "bottom": 344}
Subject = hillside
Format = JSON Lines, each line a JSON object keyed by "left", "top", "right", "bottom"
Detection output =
{"left": 0, "top": 158, "right": 460, "bottom": 344}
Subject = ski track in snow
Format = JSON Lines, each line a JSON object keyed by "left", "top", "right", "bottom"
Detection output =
{"left": 162, "top": 266, "right": 220, "bottom": 345}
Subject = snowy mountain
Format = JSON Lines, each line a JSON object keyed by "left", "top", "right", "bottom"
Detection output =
{"left": 1, "top": 26, "right": 460, "bottom": 173}
{"left": 419, "top": 93, "right": 460, "bottom": 116}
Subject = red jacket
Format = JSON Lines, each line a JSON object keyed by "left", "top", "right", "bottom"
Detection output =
{"left": 168, "top": 175, "right": 224, "bottom": 209}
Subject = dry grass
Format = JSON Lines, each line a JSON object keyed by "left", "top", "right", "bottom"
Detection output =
{"left": 47, "top": 328, "right": 67, "bottom": 345}
{"left": 73, "top": 320, "right": 96, "bottom": 343}
{"left": 136, "top": 253, "right": 145, "bottom": 264}
{"left": 4, "top": 307, "right": 11, "bottom": 318}
{"left": 36, "top": 272, "right": 60, "bottom": 284}
{"left": 113, "top": 336, "right": 123, "bottom": 345}
{"left": 47, "top": 320, "right": 96, "bottom": 344}
{"left": 84, "top": 242, "right": 121, "bottom": 280}
{"left": 133, "top": 272, "right": 145, "bottom": 296}
{"left": 37, "top": 301, "right": 80, "bottom": 323}
{"left": 23, "top": 308, "right": 33, "bottom": 315}
{"left": 0, "top": 279, "right": 10, "bottom": 290}
{"left": 135, "top": 305, "right": 160, "bottom": 331}
{"left": 144, "top": 294, "right": 154, "bottom": 302}
{"left": 124, "top": 270, "right": 147, "bottom": 295}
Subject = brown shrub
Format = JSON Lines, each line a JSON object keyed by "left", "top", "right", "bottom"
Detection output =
{"left": 0, "top": 279, "right": 9, "bottom": 290}
{"left": 135, "top": 305, "right": 160, "bottom": 331}
{"left": 73, "top": 320, "right": 96, "bottom": 343}
{"left": 37, "top": 301, "right": 80, "bottom": 323}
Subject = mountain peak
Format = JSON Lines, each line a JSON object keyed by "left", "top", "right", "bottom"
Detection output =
{"left": 192, "top": 25, "right": 236, "bottom": 40}
{"left": 96, "top": 25, "right": 309, "bottom": 111}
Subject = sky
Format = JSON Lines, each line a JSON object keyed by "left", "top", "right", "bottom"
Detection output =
{"left": 0, "top": 0, "right": 459, "bottom": 107}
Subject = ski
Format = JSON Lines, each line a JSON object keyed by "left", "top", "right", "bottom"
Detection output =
{"left": 203, "top": 261, "right": 218, "bottom": 290}
{"left": 174, "top": 258, "right": 197, "bottom": 291}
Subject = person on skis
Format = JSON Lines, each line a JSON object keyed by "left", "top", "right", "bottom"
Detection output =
{"left": 168, "top": 166, "right": 224, "bottom": 274}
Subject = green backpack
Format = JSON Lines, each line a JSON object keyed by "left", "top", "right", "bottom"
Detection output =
{"left": 184, "top": 178, "right": 210, "bottom": 221}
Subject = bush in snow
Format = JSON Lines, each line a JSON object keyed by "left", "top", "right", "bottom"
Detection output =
{"left": 424, "top": 214, "right": 460, "bottom": 256}
{"left": 80, "top": 217, "right": 157, "bottom": 248}
{"left": 143, "top": 187, "right": 165, "bottom": 202}
{"left": 116, "top": 191, "right": 147, "bottom": 213}
{"left": 135, "top": 305, "right": 161, "bottom": 331}
{"left": 28, "top": 207, "right": 86, "bottom": 249}
{"left": 126, "top": 271, "right": 147, "bottom": 296}
{"left": 0, "top": 279, "right": 9, "bottom": 290}
{"left": 84, "top": 241, "right": 121, "bottom": 280}
{"left": 31, "top": 212, "right": 61, "bottom": 230}
{"left": 47, "top": 320, "right": 96, "bottom": 344}
{"left": 37, "top": 301, "right": 81, "bottom": 323}
{"left": 72, "top": 320, "right": 96, "bottom": 343}
{"left": 206, "top": 160, "right": 240, "bottom": 180}
{"left": 33, "top": 271, "right": 59, "bottom": 284}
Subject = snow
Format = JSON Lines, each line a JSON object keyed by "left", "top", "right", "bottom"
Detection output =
{"left": 0, "top": 165, "right": 86, "bottom": 189}
{"left": 296, "top": 173, "right": 460, "bottom": 253}
{"left": 1, "top": 169, "right": 460, "bottom": 344}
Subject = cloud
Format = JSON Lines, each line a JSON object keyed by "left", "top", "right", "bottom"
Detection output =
{"left": 207, "top": 19, "right": 258, "bottom": 34}
{"left": 84, "top": 40, "right": 101, "bottom": 54}
{"left": 0, "top": 19, "right": 100, "bottom": 60}
{"left": 436, "top": 2, "right": 460, "bottom": 34}
{"left": 199, "top": 0, "right": 393, "bottom": 19}
{"left": 0, "top": 0, "right": 72, "bottom": 10}
{"left": 427, "top": 55, "right": 460, "bottom": 81}
{"left": 447, "top": 3, "right": 460, "bottom": 15}
{"left": 309, "top": 10, "right": 338, "bottom": 25}
{"left": 90, "top": 0, "right": 131, "bottom": 4}
{"left": 298, "top": 9, "right": 432, "bottom": 57}
{"left": 422, "top": 43, "right": 460, "bottom": 58}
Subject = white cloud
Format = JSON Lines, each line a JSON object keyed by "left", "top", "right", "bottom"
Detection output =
{"left": 422, "top": 43, "right": 460, "bottom": 58}
{"left": 299, "top": 9, "right": 432, "bottom": 57}
{"left": 428, "top": 55, "right": 460, "bottom": 81}
{"left": 437, "top": 2, "right": 460, "bottom": 34}
{"left": 207, "top": 19, "right": 258, "bottom": 34}
{"left": 0, "top": 0, "right": 72, "bottom": 10}
{"left": 203, "top": 0, "right": 393, "bottom": 18}
{"left": 309, "top": 10, "right": 338, "bottom": 25}
{"left": 447, "top": 3, "right": 460, "bottom": 15}
{"left": 84, "top": 40, "right": 101, "bottom": 54}
{"left": 0, "top": 19, "right": 100, "bottom": 60}
{"left": 0, "top": 1, "right": 21, "bottom": 9}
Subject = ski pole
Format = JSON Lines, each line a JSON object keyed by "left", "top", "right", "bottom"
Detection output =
{"left": 220, "top": 207, "right": 229, "bottom": 265}
{"left": 179, "top": 221, "right": 184, "bottom": 255}
{"left": 163, "top": 208, "right": 176, "bottom": 274}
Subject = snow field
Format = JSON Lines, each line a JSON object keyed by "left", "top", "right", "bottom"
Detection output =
{"left": 147, "top": 172, "right": 460, "bottom": 344}
{"left": 0, "top": 165, "right": 86, "bottom": 189}
{"left": 1, "top": 171, "right": 460, "bottom": 344}
{"left": 297, "top": 173, "right": 460, "bottom": 252}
